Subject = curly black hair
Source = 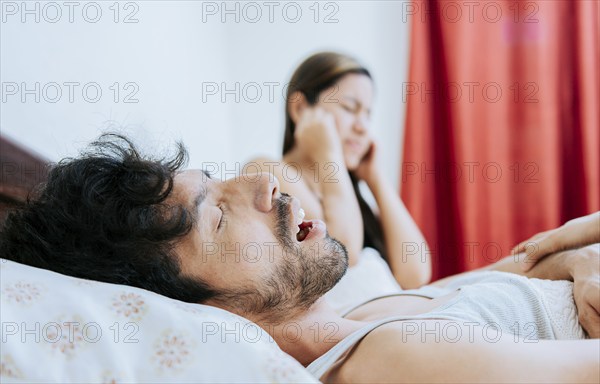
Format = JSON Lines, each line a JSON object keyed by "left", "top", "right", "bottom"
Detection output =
{"left": 0, "top": 134, "right": 219, "bottom": 303}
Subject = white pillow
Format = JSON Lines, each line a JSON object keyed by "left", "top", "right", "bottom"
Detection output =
{"left": 0, "top": 259, "right": 319, "bottom": 383}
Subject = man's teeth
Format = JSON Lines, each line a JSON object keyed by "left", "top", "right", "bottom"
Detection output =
{"left": 296, "top": 208, "right": 305, "bottom": 225}
{"left": 296, "top": 222, "right": 311, "bottom": 242}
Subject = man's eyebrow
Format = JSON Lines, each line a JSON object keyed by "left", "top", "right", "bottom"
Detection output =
{"left": 193, "top": 186, "right": 207, "bottom": 208}
{"left": 193, "top": 169, "right": 212, "bottom": 208}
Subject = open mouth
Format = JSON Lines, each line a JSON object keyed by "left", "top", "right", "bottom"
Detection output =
{"left": 296, "top": 221, "right": 313, "bottom": 242}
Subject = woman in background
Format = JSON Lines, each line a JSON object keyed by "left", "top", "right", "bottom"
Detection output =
{"left": 250, "top": 52, "right": 431, "bottom": 289}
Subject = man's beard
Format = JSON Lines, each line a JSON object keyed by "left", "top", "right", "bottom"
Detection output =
{"left": 214, "top": 193, "right": 349, "bottom": 322}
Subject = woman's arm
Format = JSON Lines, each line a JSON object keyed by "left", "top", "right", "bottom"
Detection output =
{"left": 291, "top": 107, "right": 364, "bottom": 266}
{"left": 316, "top": 163, "right": 364, "bottom": 267}
{"left": 335, "top": 321, "right": 599, "bottom": 383}
{"left": 368, "top": 173, "right": 431, "bottom": 288}
{"left": 355, "top": 142, "right": 431, "bottom": 288}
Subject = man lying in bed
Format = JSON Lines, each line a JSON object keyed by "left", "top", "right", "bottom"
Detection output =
{"left": 1, "top": 134, "right": 598, "bottom": 383}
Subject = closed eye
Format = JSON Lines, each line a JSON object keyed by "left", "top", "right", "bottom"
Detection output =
{"left": 217, "top": 204, "right": 226, "bottom": 230}
{"left": 341, "top": 104, "right": 356, "bottom": 112}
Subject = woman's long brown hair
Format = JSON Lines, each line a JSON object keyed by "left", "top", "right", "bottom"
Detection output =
{"left": 282, "top": 52, "right": 388, "bottom": 263}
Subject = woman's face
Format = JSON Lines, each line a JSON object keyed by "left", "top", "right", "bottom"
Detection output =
{"left": 315, "top": 73, "right": 374, "bottom": 170}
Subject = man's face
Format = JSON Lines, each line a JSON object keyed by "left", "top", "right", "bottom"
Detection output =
{"left": 170, "top": 170, "right": 348, "bottom": 320}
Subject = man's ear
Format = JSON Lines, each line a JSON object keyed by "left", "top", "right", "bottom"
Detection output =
{"left": 288, "top": 91, "right": 308, "bottom": 124}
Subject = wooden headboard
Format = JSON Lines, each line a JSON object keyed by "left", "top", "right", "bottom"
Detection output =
{"left": 0, "top": 136, "right": 50, "bottom": 222}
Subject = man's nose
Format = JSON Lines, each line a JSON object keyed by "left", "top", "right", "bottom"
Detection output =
{"left": 249, "top": 172, "right": 280, "bottom": 212}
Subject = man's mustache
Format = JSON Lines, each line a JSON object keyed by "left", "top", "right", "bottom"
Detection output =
{"left": 274, "top": 192, "right": 292, "bottom": 222}
{"left": 274, "top": 192, "right": 296, "bottom": 246}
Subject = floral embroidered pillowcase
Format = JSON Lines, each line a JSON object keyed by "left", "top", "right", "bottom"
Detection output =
{"left": 0, "top": 259, "right": 318, "bottom": 383}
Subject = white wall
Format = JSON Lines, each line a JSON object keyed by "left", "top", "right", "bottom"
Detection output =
{"left": 1, "top": 1, "right": 410, "bottom": 186}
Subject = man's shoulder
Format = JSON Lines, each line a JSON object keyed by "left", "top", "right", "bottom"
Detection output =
{"left": 330, "top": 318, "right": 486, "bottom": 382}
{"left": 327, "top": 321, "right": 421, "bottom": 382}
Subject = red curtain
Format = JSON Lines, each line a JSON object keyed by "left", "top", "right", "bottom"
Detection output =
{"left": 401, "top": 0, "right": 600, "bottom": 280}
